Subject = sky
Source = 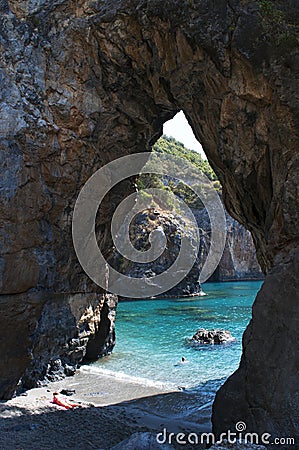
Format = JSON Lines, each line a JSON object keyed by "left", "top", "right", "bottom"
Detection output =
{"left": 163, "top": 111, "right": 206, "bottom": 159}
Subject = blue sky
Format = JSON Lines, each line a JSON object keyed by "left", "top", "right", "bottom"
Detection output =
{"left": 163, "top": 111, "right": 206, "bottom": 158}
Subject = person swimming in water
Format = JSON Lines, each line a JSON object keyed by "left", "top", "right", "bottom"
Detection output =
{"left": 174, "top": 356, "right": 187, "bottom": 366}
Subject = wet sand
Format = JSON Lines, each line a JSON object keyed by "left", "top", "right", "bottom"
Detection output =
{"left": 0, "top": 368, "right": 212, "bottom": 449}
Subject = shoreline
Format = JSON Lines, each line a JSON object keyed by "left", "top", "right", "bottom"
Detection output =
{"left": 119, "top": 290, "right": 207, "bottom": 302}
{"left": 119, "top": 279, "right": 264, "bottom": 302}
{"left": 49, "top": 366, "right": 178, "bottom": 406}
{"left": 0, "top": 367, "right": 213, "bottom": 449}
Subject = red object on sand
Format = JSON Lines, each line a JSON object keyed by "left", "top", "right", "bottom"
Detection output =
{"left": 52, "top": 394, "right": 80, "bottom": 409}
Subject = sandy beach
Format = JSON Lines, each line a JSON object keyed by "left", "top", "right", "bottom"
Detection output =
{"left": 0, "top": 368, "right": 213, "bottom": 450}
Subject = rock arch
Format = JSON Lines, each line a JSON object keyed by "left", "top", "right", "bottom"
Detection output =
{"left": 0, "top": 0, "right": 298, "bottom": 438}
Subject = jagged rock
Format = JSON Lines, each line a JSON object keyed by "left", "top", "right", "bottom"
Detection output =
{"left": 112, "top": 206, "right": 263, "bottom": 298}
{"left": 20, "top": 293, "right": 117, "bottom": 390}
{"left": 84, "top": 294, "right": 117, "bottom": 361}
{"left": 64, "top": 365, "right": 76, "bottom": 377}
{"left": 110, "top": 206, "right": 203, "bottom": 298}
{"left": 190, "top": 329, "right": 234, "bottom": 345}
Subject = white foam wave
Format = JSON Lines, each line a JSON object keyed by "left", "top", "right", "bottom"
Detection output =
{"left": 80, "top": 365, "right": 177, "bottom": 390}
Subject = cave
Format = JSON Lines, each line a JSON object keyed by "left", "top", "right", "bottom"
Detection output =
{"left": 0, "top": 0, "right": 298, "bottom": 442}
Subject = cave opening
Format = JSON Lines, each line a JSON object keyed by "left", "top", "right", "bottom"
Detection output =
{"left": 163, "top": 110, "right": 207, "bottom": 159}
{"left": 96, "top": 109, "right": 263, "bottom": 401}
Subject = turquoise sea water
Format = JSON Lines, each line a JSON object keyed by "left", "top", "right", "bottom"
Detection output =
{"left": 93, "top": 281, "right": 262, "bottom": 392}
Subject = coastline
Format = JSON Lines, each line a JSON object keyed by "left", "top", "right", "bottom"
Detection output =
{"left": 0, "top": 367, "right": 212, "bottom": 450}
{"left": 0, "top": 281, "right": 259, "bottom": 449}
{"left": 119, "top": 290, "right": 207, "bottom": 302}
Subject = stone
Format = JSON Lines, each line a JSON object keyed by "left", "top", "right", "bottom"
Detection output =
{"left": 20, "top": 293, "right": 117, "bottom": 390}
{"left": 0, "top": 293, "right": 45, "bottom": 399}
{"left": 195, "top": 209, "right": 263, "bottom": 282}
{"left": 0, "top": 250, "right": 40, "bottom": 294}
{"left": 63, "top": 365, "right": 76, "bottom": 377}
{"left": 190, "top": 329, "right": 234, "bottom": 345}
{"left": 83, "top": 294, "right": 117, "bottom": 361}
{"left": 212, "top": 250, "right": 299, "bottom": 440}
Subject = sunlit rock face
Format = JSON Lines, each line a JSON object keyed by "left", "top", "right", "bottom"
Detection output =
{"left": 110, "top": 207, "right": 203, "bottom": 298}
{"left": 111, "top": 207, "right": 262, "bottom": 297}
{"left": 196, "top": 209, "right": 263, "bottom": 282}
{"left": 0, "top": 0, "right": 298, "bottom": 440}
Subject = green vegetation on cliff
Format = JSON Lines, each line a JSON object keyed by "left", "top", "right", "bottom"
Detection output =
{"left": 137, "top": 135, "right": 220, "bottom": 210}
{"left": 257, "top": 0, "right": 298, "bottom": 47}
{"left": 152, "top": 135, "right": 217, "bottom": 182}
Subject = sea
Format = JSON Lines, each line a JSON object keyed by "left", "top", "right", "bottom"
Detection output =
{"left": 92, "top": 281, "right": 262, "bottom": 400}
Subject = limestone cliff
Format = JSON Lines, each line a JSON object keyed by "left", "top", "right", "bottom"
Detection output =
{"left": 110, "top": 206, "right": 203, "bottom": 298}
{"left": 0, "top": 0, "right": 298, "bottom": 442}
{"left": 197, "top": 209, "right": 263, "bottom": 282}
{"left": 112, "top": 206, "right": 262, "bottom": 298}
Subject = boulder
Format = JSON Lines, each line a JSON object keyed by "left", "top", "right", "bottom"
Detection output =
{"left": 191, "top": 329, "right": 234, "bottom": 345}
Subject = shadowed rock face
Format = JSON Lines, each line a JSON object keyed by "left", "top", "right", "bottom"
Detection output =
{"left": 0, "top": 0, "right": 298, "bottom": 439}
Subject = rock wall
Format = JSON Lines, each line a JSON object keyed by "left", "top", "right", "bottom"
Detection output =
{"left": 217, "top": 215, "right": 262, "bottom": 281}
{"left": 110, "top": 206, "right": 203, "bottom": 298}
{"left": 21, "top": 293, "right": 117, "bottom": 389}
{"left": 0, "top": 0, "right": 298, "bottom": 441}
{"left": 196, "top": 209, "right": 263, "bottom": 282}
{"left": 112, "top": 206, "right": 262, "bottom": 298}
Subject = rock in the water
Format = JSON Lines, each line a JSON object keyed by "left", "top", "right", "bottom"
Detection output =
{"left": 190, "top": 329, "right": 234, "bottom": 345}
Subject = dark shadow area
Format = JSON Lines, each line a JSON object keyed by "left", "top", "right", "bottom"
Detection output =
{"left": 0, "top": 381, "right": 223, "bottom": 450}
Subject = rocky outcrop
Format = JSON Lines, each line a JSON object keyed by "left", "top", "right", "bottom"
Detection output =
{"left": 210, "top": 443, "right": 266, "bottom": 450}
{"left": 110, "top": 206, "right": 203, "bottom": 298}
{"left": 20, "top": 293, "right": 117, "bottom": 390}
{"left": 0, "top": 291, "right": 117, "bottom": 397}
{"left": 190, "top": 329, "right": 234, "bottom": 345}
{"left": 111, "top": 432, "right": 175, "bottom": 450}
{"left": 214, "top": 214, "right": 263, "bottom": 281}
{"left": 213, "top": 251, "right": 299, "bottom": 440}
{"left": 195, "top": 209, "right": 263, "bottom": 282}
{"left": 0, "top": 0, "right": 298, "bottom": 442}
{"left": 112, "top": 206, "right": 262, "bottom": 298}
